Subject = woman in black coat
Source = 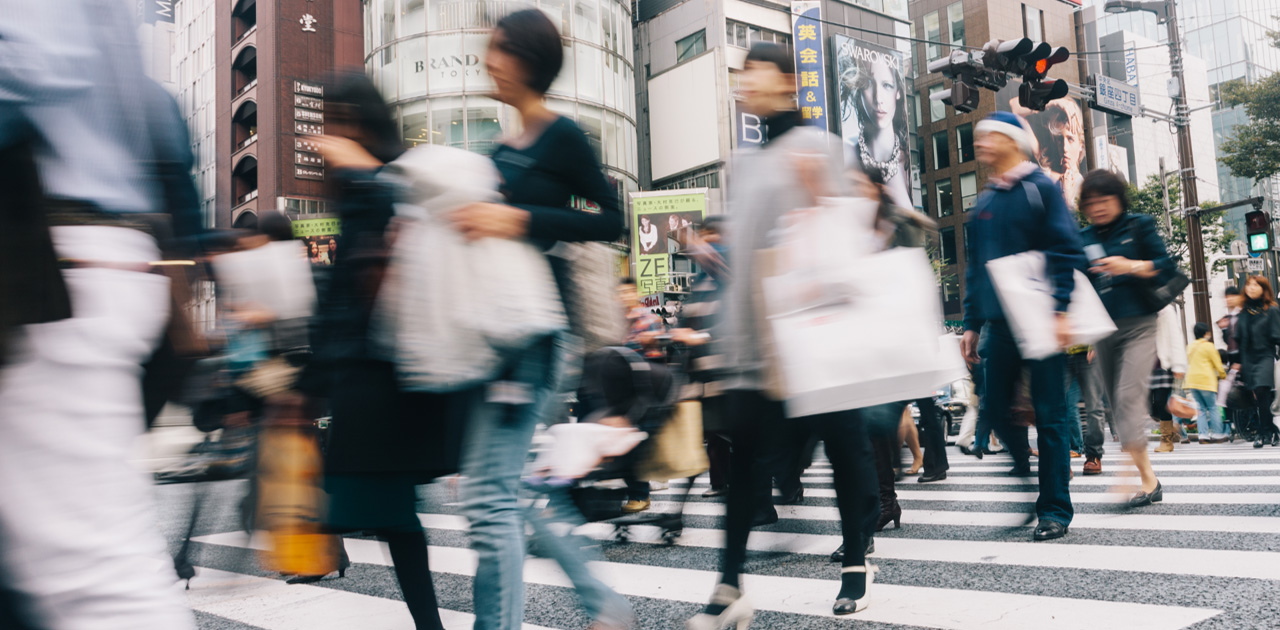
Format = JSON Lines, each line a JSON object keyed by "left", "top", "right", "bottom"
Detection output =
{"left": 1235, "top": 275, "right": 1280, "bottom": 448}
{"left": 300, "top": 73, "right": 464, "bottom": 630}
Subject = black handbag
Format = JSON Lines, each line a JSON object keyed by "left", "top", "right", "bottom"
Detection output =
{"left": 1129, "top": 214, "right": 1190, "bottom": 313}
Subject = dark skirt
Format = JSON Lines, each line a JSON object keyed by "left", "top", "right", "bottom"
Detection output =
{"left": 322, "top": 359, "right": 473, "bottom": 531}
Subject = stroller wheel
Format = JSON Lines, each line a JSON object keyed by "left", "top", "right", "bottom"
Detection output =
{"left": 661, "top": 529, "right": 681, "bottom": 545}
{"left": 614, "top": 526, "right": 630, "bottom": 543}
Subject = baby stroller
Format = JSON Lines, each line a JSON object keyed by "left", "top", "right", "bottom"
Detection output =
{"left": 529, "top": 343, "right": 704, "bottom": 544}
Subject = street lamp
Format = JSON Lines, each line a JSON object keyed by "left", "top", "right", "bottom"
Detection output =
{"left": 1103, "top": 0, "right": 1212, "bottom": 324}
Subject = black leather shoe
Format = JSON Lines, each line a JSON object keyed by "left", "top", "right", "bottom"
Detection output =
{"left": 918, "top": 471, "right": 947, "bottom": 483}
{"left": 830, "top": 544, "right": 844, "bottom": 563}
{"left": 1008, "top": 466, "right": 1033, "bottom": 477}
{"left": 1033, "top": 520, "right": 1068, "bottom": 541}
{"left": 1128, "top": 481, "right": 1164, "bottom": 508}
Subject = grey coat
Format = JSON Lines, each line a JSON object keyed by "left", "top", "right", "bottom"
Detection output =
{"left": 718, "top": 123, "right": 850, "bottom": 393}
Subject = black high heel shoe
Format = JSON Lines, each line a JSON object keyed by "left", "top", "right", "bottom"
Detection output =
{"left": 285, "top": 551, "right": 351, "bottom": 585}
{"left": 832, "top": 565, "right": 877, "bottom": 615}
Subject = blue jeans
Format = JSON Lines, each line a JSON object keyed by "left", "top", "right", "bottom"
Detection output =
{"left": 525, "top": 489, "right": 632, "bottom": 626}
{"left": 1065, "top": 367, "right": 1084, "bottom": 453}
{"left": 1191, "top": 389, "right": 1224, "bottom": 438}
{"left": 460, "top": 336, "right": 555, "bottom": 630}
{"left": 979, "top": 321, "right": 1074, "bottom": 526}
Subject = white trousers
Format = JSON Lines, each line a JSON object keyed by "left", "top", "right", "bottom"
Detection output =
{"left": 956, "top": 400, "right": 1003, "bottom": 451}
{"left": 0, "top": 227, "right": 194, "bottom": 630}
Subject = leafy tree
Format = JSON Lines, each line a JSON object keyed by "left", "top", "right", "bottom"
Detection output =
{"left": 1125, "top": 175, "right": 1234, "bottom": 275}
{"left": 1219, "top": 26, "right": 1280, "bottom": 182}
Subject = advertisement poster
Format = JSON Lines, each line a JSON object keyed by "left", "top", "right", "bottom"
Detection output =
{"left": 997, "top": 83, "right": 1088, "bottom": 209}
{"left": 791, "top": 1, "right": 828, "bottom": 129}
{"left": 834, "top": 35, "right": 913, "bottom": 210}
{"left": 629, "top": 191, "right": 707, "bottom": 298}
{"left": 292, "top": 218, "right": 342, "bottom": 266}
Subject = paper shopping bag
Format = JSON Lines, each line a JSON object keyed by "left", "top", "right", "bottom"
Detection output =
{"left": 637, "top": 401, "right": 710, "bottom": 481}
{"left": 986, "top": 251, "right": 1116, "bottom": 361}
{"left": 764, "top": 247, "right": 967, "bottom": 418}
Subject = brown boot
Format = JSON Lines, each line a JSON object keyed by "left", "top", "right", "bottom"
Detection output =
{"left": 1155, "top": 421, "right": 1176, "bottom": 453}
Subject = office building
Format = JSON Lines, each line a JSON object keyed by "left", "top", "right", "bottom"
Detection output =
{"left": 216, "top": 0, "right": 365, "bottom": 230}
{"left": 911, "top": 0, "right": 1086, "bottom": 323}
{"left": 635, "top": 0, "right": 916, "bottom": 216}
{"left": 361, "top": 0, "right": 640, "bottom": 204}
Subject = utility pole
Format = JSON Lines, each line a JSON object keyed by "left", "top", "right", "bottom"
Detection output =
{"left": 1165, "top": 0, "right": 1210, "bottom": 325}
{"left": 1159, "top": 158, "right": 1188, "bottom": 344}
{"left": 1104, "top": 0, "right": 1209, "bottom": 322}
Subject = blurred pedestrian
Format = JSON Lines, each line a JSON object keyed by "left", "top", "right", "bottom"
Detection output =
{"left": 0, "top": 1, "right": 199, "bottom": 627}
{"left": 687, "top": 43, "right": 880, "bottom": 628}
{"left": 1078, "top": 168, "right": 1179, "bottom": 505}
{"left": 960, "top": 111, "right": 1084, "bottom": 541}
{"left": 451, "top": 10, "right": 625, "bottom": 630}
{"left": 1150, "top": 305, "right": 1188, "bottom": 451}
{"left": 1236, "top": 276, "right": 1280, "bottom": 449}
{"left": 304, "top": 72, "right": 463, "bottom": 630}
{"left": 1186, "top": 322, "right": 1228, "bottom": 443}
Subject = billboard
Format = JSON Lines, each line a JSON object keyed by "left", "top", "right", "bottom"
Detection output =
{"left": 791, "top": 1, "right": 828, "bottom": 130}
{"left": 292, "top": 218, "right": 342, "bottom": 266}
{"left": 834, "top": 35, "right": 913, "bottom": 210}
{"left": 997, "top": 84, "right": 1087, "bottom": 209}
{"left": 629, "top": 191, "right": 707, "bottom": 297}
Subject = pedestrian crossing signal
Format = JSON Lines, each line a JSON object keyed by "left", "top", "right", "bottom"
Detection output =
{"left": 1246, "top": 210, "right": 1272, "bottom": 253}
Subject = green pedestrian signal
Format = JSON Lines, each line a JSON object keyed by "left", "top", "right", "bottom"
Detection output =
{"left": 1246, "top": 210, "right": 1273, "bottom": 253}
{"left": 1250, "top": 233, "right": 1271, "bottom": 252}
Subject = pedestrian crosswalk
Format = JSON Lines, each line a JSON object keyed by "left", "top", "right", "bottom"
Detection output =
{"left": 174, "top": 443, "right": 1280, "bottom": 630}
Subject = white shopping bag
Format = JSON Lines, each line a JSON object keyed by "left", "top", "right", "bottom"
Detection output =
{"left": 377, "top": 145, "right": 567, "bottom": 392}
{"left": 764, "top": 247, "right": 967, "bottom": 418}
{"left": 213, "top": 240, "right": 316, "bottom": 321}
{"left": 986, "top": 251, "right": 1116, "bottom": 361}
{"left": 1218, "top": 368, "right": 1239, "bottom": 408}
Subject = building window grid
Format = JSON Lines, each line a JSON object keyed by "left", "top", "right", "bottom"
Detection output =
{"left": 726, "top": 20, "right": 792, "bottom": 49}
{"left": 936, "top": 177, "right": 954, "bottom": 217}
{"left": 932, "top": 130, "right": 950, "bottom": 170}
{"left": 655, "top": 167, "right": 721, "bottom": 191}
{"left": 677, "top": 29, "right": 707, "bottom": 63}
{"left": 956, "top": 123, "right": 974, "bottom": 163}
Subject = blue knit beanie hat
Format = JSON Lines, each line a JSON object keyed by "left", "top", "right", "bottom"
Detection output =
{"left": 976, "top": 111, "right": 1035, "bottom": 159}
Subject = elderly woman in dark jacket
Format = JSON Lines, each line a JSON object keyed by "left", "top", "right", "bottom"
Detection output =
{"left": 1235, "top": 275, "right": 1280, "bottom": 448}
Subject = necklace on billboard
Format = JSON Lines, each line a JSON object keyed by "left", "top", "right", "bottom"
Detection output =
{"left": 858, "top": 135, "right": 901, "bottom": 182}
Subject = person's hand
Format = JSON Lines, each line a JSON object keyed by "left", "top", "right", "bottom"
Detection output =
{"left": 448, "top": 202, "right": 530, "bottom": 241}
{"left": 1232, "top": 363, "right": 1242, "bottom": 372}
{"left": 1090, "top": 256, "right": 1145, "bottom": 277}
{"left": 1055, "top": 312, "right": 1072, "bottom": 350}
{"left": 1173, "top": 372, "right": 1185, "bottom": 381}
{"left": 671, "top": 328, "right": 709, "bottom": 346}
{"left": 312, "top": 135, "right": 384, "bottom": 170}
{"left": 961, "top": 330, "right": 980, "bottom": 366}
{"left": 1087, "top": 348, "right": 1096, "bottom": 364}
{"left": 597, "top": 416, "right": 633, "bottom": 429}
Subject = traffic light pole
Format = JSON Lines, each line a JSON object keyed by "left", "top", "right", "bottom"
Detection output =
{"left": 1164, "top": 0, "right": 1211, "bottom": 324}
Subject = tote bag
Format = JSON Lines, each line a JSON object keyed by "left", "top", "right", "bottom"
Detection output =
{"left": 987, "top": 251, "right": 1117, "bottom": 361}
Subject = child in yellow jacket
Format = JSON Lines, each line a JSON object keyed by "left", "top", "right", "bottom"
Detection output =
{"left": 1186, "top": 323, "right": 1228, "bottom": 442}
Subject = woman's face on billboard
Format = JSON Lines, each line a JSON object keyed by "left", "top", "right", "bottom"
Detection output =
{"left": 860, "top": 59, "right": 899, "bottom": 131}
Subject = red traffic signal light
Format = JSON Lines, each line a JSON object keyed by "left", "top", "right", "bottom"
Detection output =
{"left": 1026, "top": 46, "right": 1070, "bottom": 82}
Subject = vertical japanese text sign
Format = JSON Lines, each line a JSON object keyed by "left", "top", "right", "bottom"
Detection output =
{"left": 792, "top": 1, "right": 827, "bottom": 129}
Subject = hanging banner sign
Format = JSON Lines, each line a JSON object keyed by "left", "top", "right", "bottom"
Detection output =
{"left": 629, "top": 191, "right": 707, "bottom": 297}
{"left": 791, "top": 1, "right": 828, "bottom": 129}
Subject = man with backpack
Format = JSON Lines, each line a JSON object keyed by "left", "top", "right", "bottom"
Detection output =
{"left": 959, "top": 111, "right": 1086, "bottom": 542}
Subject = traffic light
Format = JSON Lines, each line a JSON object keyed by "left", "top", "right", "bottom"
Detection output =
{"left": 982, "top": 38, "right": 1048, "bottom": 76}
{"left": 1018, "top": 78, "right": 1070, "bottom": 111}
{"left": 1025, "top": 46, "right": 1070, "bottom": 82}
{"left": 927, "top": 50, "right": 983, "bottom": 113}
{"left": 1246, "top": 210, "right": 1273, "bottom": 253}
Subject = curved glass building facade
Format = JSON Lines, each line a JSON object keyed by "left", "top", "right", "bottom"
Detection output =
{"left": 363, "top": 0, "right": 639, "bottom": 197}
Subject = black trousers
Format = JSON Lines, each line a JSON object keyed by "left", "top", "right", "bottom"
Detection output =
{"left": 719, "top": 391, "right": 879, "bottom": 589}
{"left": 915, "top": 397, "right": 949, "bottom": 476}
{"left": 1253, "top": 387, "right": 1278, "bottom": 440}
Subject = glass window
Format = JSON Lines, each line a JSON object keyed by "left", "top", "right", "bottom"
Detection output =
{"left": 467, "top": 97, "right": 503, "bottom": 155}
{"left": 947, "top": 2, "right": 964, "bottom": 49}
{"left": 677, "top": 29, "right": 706, "bottom": 63}
{"left": 576, "top": 43, "right": 603, "bottom": 103}
{"left": 430, "top": 96, "right": 465, "bottom": 148}
{"left": 963, "top": 222, "right": 972, "bottom": 258}
{"left": 604, "top": 111, "right": 619, "bottom": 169}
{"left": 403, "top": 0, "right": 425, "bottom": 37}
{"left": 932, "top": 131, "right": 950, "bottom": 170}
{"left": 940, "top": 227, "right": 957, "bottom": 265}
{"left": 936, "top": 177, "right": 954, "bottom": 217}
{"left": 956, "top": 123, "right": 974, "bottom": 163}
{"left": 942, "top": 273, "right": 960, "bottom": 303}
{"left": 924, "top": 12, "right": 941, "bottom": 60}
{"left": 578, "top": 105, "right": 604, "bottom": 164}
{"left": 401, "top": 100, "right": 429, "bottom": 147}
{"left": 960, "top": 172, "right": 978, "bottom": 210}
{"left": 575, "top": 0, "right": 601, "bottom": 46}
{"left": 539, "top": 0, "right": 572, "bottom": 38}
{"left": 549, "top": 43, "right": 575, "bottom": 97}
{"left": 928, "top": 85, "right": 945, "bottom": 122}
{"left": 399, "top": 38, "right": 426, "bottom": 99}
{"left": 1023, "top": 5, "right": 1043, "bottom": 41}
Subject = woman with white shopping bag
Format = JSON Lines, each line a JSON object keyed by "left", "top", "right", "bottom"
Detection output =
{"left": 1079, "top": 169, "right": 1185, "bottom": 507}
{"left": 687, "top": 43, "right": 882, "bottom": 629}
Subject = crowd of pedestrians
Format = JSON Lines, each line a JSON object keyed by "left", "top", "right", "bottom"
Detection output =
{"left": 3, "top": 4, "right": 1278, "bottom": 630}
